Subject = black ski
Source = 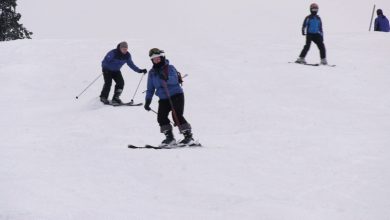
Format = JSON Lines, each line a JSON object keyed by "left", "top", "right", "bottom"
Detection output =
{"left": 128, "top": 142, "right": 202, "bottom": 150}
{"left": 105, "top": 102, "right": 142, "bottom": 106}
{"left": 128, "top": 144, "right": 162, "bottom": 149}
{"left": 112, "top": 102, "right": 143, "bottom": 107}
{"left": 323, "top": 64, "right": 336, "bottom": 67}
{"left": 302, "top": 63, "right": 319, "bottom": 66}
{"left": 127, "top": 144, "right": 184, "bottom": 149}
{"left": 289, "top": 61, "right": 336, "bottom": 67}
{"left": 289, "top": 61, "right": 319, "bottom": 66}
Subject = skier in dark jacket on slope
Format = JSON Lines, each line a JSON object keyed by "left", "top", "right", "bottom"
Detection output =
{"left": 374, "top": 9, "right": 390, "bottom": 32}
{"left": 144, "top": 48, "right": 195, "bottom": 146}
{"left": 296, "top": 3, "right": 328, "bottom": 65}
{"left": 100, "top": 41, "right": 147, "bottom": 105}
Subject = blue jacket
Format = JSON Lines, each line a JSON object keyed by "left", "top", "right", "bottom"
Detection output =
{"left": 375, "top": 15, "right": 390, "bottom": 32}
{"left": 302, "top": 14, "right": 323, "bottom": 35}
{"left": 145, "top": 60, "right": 183, "bottom": 101}
{"left": 101, "top": 45, "right": 141, "bottom": 72}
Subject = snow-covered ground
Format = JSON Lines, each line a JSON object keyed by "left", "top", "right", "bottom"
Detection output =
{"left": 1, "top": 0, "right": 390, "bottom": 219}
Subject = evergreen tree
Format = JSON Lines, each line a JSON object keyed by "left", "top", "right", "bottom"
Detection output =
{"left": 0, "top": 0, "right": 33, "bottom": 41}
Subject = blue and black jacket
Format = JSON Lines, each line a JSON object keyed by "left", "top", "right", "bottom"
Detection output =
{"left": 374, "top": 15, "right": 390, "bottom": 32}
{"left": 302, "top": 14, "right": 323, "bottom": 35}
{"left": 101, "top": 44, "right": 141, "bottom": 73}
{"left": 146, "top": 60, "right": 183, "bottom": 101}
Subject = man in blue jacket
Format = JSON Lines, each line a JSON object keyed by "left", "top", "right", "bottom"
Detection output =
{"left": 296, "top": 3, "right": 327, "bottom": 65}
{"left": 374, "top": 9, "right": 390, "bottom": 32}
{"left": 100, "top": 41, "right": 147, "bottom": 105}
{"left": 144, "top": 48, "right": 195, "bottom": 146}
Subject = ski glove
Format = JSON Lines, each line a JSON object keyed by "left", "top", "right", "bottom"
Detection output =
{"left": 144, "top": 99, "right": 152, "bottom": 111}
{"left": 139, "top": 69, "right": 147, "bottom": 74}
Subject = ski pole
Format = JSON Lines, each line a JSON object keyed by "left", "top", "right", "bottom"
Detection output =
{"left": 149, "top": 108, "right": 174, "bottom": 125}
{"left": 150, "top": 109, "right": 158, "bottom": 114}
{"left": 369, "top": 4, "right": 376, "bottom": 31}
{"left": 161, "top": 80, "right": 181, "bottom": 127}
{"left": 130, "top": 73, "right": 145, "bottom": 103}
{"left": 75, "top": 74, "right": 102, "bottom": 99}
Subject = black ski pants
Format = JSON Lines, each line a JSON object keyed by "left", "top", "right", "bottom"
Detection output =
{"left": 158, "top": 93, "right": 188, "bottom": 129}
{"left": 299, "top": 33, "right": 326, "bottom": 59}
{"left": 100, "top": 69, "right": 124, "bottom": 99}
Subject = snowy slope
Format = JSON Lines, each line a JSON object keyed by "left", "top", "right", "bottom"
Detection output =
{"left": 1, "top": 0, "right": 390, "bottom": 219}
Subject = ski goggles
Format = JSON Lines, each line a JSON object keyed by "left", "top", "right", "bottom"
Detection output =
{"left": 150, "top": 53, "right": 165, "bottom": 60}
{"left": 149, "top": 49, "right": 165, "bottom": 57}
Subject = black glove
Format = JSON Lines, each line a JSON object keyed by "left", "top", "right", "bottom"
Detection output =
{"left": 144, "top": 99, "right": 151, "bottom": 111}
{"left": 302, "top": 29, "right": 306, "bottom": 36}
{"left": 139, "top": 69, "right": 147, "bottom": 74}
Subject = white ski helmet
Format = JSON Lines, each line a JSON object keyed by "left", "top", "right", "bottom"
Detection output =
{"left": 149, "top": 48, "right": 165, "bottom": 59}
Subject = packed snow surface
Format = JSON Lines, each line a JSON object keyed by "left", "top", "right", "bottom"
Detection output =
{"left": 1, "top": 0, "right": 390, "bottom": 219}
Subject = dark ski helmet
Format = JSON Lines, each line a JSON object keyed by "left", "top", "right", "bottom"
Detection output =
{"left": 149, "top": 48, "right": 165, "bottom": 59}
{"left": 310, "top": 3, "right": 319, "bottom": 11}
{"left": 377, "top": 9, "right": 383, "bottom": 16}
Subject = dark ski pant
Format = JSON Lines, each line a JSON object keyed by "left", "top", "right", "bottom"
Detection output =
{"left": 158, "top": 93, "right": 191, "bottom": 133}
{"left": 100, "top": 69, "right": 124, "bottom": 99}
{"left": 299, "top": 34, "right": 326, "bottom": 59}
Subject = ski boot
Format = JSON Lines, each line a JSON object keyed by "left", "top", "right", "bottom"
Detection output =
{"left": 100, "top": 97, "right": 109, "bottom": 105}
{"left": 179, "top": 130, "right": 195, "bottom": 145}
{"left": 320, "top": 58, "right": 328, "bottom": 65}
{"left": 160, "top": 130, "right": 176, "bottom": 147}
{"left": 111, "top": 89, "right": 123, "bottom": 106}
{"left": 111, "top": 97, "right": 123, "bottom": 106}
{"left": 295, "top": 57, "right": 307, "bottom": 64}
